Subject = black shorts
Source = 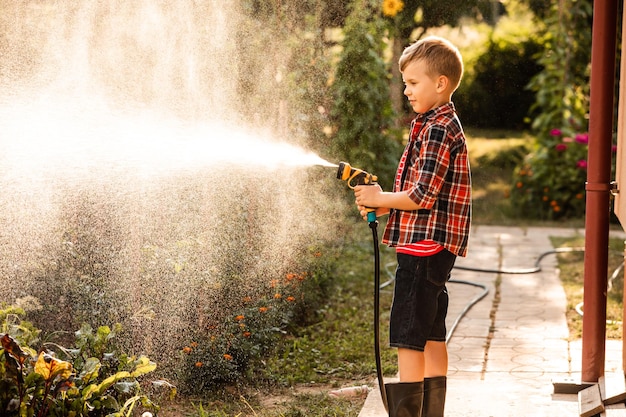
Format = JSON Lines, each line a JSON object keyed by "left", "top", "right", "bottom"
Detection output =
{"left": 389, "top": 249, "right": 457, "bottom": 352}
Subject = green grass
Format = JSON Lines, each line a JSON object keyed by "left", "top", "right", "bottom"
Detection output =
{"left": 550, "top": 235, "right": 624, "bottom": 340}
{"left": 466, "top": 129, "right": 530, "bottom": 225}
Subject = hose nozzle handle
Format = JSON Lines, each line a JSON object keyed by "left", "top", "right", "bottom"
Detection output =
{"left": 336, "top": 161, "right": 378, "bottom": 189}
{"left": 336, "top": 161, "right": 379, "bottom": 223}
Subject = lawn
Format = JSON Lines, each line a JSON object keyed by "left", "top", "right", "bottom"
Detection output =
{"left": 465, "top": 128, "right": 530, "bottom": 225}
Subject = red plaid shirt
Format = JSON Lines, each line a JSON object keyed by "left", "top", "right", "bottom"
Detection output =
{"left": 382, "top": 103, "right": 471, "bottom": 257}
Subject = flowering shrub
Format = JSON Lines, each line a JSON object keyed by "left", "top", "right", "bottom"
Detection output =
{"left": 510, "top": 128, "right": 616, "bottom": 220}
{"left": 177, "top": 246, "right": 337, "bottom": 394}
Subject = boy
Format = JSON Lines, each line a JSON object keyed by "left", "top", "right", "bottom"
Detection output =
{"left": 354, "top": 36, "right": 471, "bottom": 417}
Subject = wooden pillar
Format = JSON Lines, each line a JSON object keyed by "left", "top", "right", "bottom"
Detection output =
{"left": 619, "top": 1, "right": 626, "bottom": 375}
{"left": 581, "top": 0, "right": 619, "bottom": 383}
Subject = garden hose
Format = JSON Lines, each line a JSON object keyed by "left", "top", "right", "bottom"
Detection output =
{"left": 369, "top": 217, "right": 388, "bottom": 410}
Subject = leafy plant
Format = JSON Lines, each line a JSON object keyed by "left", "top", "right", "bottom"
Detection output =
{"left": 0, "top": 307, "right": 170, "bottom": 417}
{"left": 330, "top": 0, "right": 402, "bottom": 190}
{"left": 456, "top": 34, "right": 543, "bottom": 130}
{"left": 526, "top": 0, "right": 592, "bottom": 139}
{"left": 509, "top": 127, "right": 617, "bottom": 219}
{"left": 177, "top": 243, "right": 342, "bottom": 394}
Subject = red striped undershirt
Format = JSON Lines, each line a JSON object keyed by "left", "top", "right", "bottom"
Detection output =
{"left": 396, "top": 240, "right": 445, "bottom": 257}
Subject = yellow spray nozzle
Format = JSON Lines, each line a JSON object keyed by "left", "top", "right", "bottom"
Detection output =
{"left": 336, "top": 161, "right": 378, "bottom": 189}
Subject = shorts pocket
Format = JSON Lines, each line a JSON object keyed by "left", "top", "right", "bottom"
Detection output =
{"left": 424, "top": 249, "right": 456, "bottom": 287}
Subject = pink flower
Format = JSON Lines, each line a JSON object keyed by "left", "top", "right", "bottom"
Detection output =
{"left": 555, "top": 143, "right": 568, "bottom": 152}
{"left": 575, "top": 133, "right": 589, "bottom": 144}
{"left": 550, "top": 129, "right": 562, "bottom": 137}
{"left": 562, "top": 136, "right": 574, "bottom": 143}
{"left": 576, "top": 159, "right": 588, "bottom": 169}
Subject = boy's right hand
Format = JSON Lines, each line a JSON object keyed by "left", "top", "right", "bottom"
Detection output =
{"left": 356, "top": 204, "right": 389, "bottom": 221}
{"left": 354, "top": 184, "right": 390, "bottom": 221}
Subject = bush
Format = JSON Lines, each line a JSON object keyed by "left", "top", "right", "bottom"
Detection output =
{"left": 509, "top": 127, "right": 617, "bottom": 220}
{"left": 455, "top": 35, "right": 542, "bottom": 130}
{"left": 176, "top": 242, "right": 342, "bottom": 394}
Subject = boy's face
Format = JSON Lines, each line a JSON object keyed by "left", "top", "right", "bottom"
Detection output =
{"left": 401, "top": 59, "right": 447, "bottom": 114}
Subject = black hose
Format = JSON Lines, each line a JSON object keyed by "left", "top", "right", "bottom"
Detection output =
{"left": 453, "top": 247, "right": 586, "bottom": 274}
{"left": 369, "top": 219, "right": 388, "bottom": 411}
{"left": 444, "top": 279, "right": 489, "bottom": 343}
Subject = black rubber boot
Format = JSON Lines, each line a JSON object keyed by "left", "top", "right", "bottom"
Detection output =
{"left": 385, "top": 381, "right": 424, "bottom": 417}
{"left": 423, "top": 376, "right": 446, "bottom": 417}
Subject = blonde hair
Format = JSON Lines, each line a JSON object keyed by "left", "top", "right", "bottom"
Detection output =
{"left": 399, "top": 36, "right": 464, "bottom": 91}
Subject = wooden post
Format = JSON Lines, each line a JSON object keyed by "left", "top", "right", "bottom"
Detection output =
{"left": 581, "top": 0, "right": 619, "bottom": 383}
{"left": 616, "top": 0, "right": 626, "bottom": 376}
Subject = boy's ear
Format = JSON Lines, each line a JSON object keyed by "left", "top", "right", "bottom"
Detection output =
{"left": 436, "top": 75, "right": 449, "bottom": 92}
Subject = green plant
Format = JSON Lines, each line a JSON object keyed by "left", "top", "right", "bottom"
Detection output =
{"left": 551, "top": 235, "right": 625, "bottom": 339}
{"left": 509, "top": 126, "right": 618, "bottom": 220}
{"left": 509, "top": 128, "right": 587, "bottom": 219}
{"left": 0, "top": 307, "right": 168, "bottom": 417}
{"left": 527, "top": 0, "right": 592, "bottom": 138}
{"left": 330, "top": 0, "right": 402, "bottom": 190}
{"left": 177, "top": 243, "right": 342, "bottom": 394}
{"left": 456, "top": 35, "right": 543, "bottom": 130}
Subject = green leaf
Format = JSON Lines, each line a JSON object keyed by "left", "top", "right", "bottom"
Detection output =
{"left": 78, "top": 357, "right": 101, "bottom": 383}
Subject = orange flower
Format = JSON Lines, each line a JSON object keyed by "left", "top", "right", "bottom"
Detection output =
{"left": 223, "top": 354, "right": 233, "bottom": 361}
{"left": 553, "top": 205, "right": 561, "bottom": 212}
{"left": 259, "top": 307, "right": 268, "bottom": 313}
{"left": 195, "top": 361, "right": 203, "bottom": 367}
{"left": 182, "top": 346, "right": 192, "bottom": 354}
{"left": 274, "top": 293, "right": 282, "bottom": 299}
{"left": 243, "top": 331, "right": 251, "bottom": 338}
{"left": 550, "top": 200, "right": 558, "bottom": 207}
{"left": 576, "top": 193, "right": 584, "bottom": 199}
{"left": 270, "top": 279, "right": 279, "bottom": 288}
{"left": 287, "top": 296, "right": 296, "bottom": 302}
{"left": 516, "top": 181, "right": 523, "bottom": 189}
{"left": 313, "top": 251, "right": 322, "bottom": 258}
{"left": 382, "top": 0, "right": 404, "bottom": 17}
{"left": 242, "top": 296, "right": 252, "bottom": 303}
{"left": 235, "top": 315, "right": 245, "bottom": 322}
{"left": 286, "top": 273, "right": 297, "bottom": 282}
{"left": 542, "top": 196, "right": 549, "bottom": 202}
{"left": 190, "top": 342, "right": 198, "bottom": 348}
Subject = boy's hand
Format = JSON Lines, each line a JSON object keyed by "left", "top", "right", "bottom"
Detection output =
{"left": 356, "top": 205, "right": 389, "bottom": 221}
{"left": 354, "top": 184, "right": 389, "bottom": 220}
{"left": 354, "top": 184, "right": 383, "bottom": 208}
